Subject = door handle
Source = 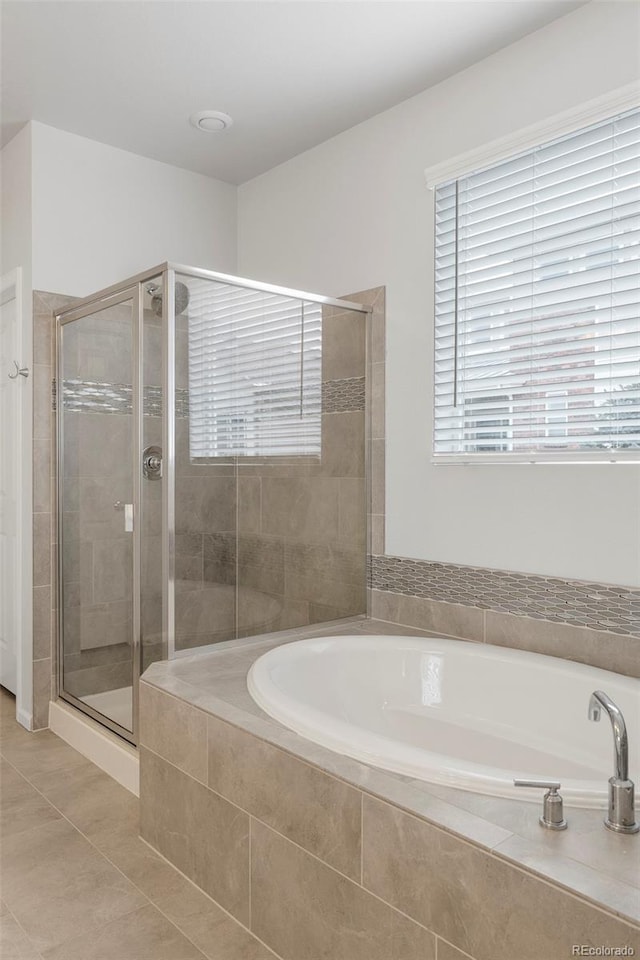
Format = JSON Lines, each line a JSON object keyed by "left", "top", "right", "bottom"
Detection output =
{"left": 113, "top": 501, "right": 134, "bottom": 532}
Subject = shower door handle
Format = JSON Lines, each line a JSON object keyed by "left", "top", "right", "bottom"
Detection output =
{"left": 114, "top": 501, "right": 134, "bottom": 532}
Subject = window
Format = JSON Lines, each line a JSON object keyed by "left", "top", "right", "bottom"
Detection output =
{"left": 186, "top": 278, "right": 321, "bottom": 458}
{"left": 433, "top": 106, "right": 640, "bottom": 462}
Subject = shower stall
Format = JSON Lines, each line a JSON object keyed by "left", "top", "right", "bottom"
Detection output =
{"left": 55, "top": 264, "right": 370, "bottom": 744}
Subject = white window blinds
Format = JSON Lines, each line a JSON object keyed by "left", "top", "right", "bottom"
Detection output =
{"left": 186, "top": 278, "right": 321, "bottom": 458}
{"left": 434, "top": 106, "right": 640, "bottom": 461}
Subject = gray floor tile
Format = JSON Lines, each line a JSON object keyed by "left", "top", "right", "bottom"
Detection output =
{"left": 41, "top": 904, "right": 207, "bottom": 960}
{"left": 0, "top": 759, "right": 37, "bottom": 803}
{"left": 0, "top": 788, "right": 62, "bottom": 841}
{"left": 0, "top": 730, "right": 87, "bottom": 779}
{"left": 0, "top": 911, "right": 42, "bottom": 960}
{"left": 1, "top": 819, "right": 147, "bottom": 954}
{"left": 0, "top": 713, "right": 32, "bottom": 745}
{"left": 30, "top": 760, "right": 139, "bottom": 848}
{"left": 0, "top": 688, "right": 17, "bottom": 719}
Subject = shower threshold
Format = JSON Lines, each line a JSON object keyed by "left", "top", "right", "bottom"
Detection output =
{"left": 82, "top": 686, "right": 133, "bottom": 731}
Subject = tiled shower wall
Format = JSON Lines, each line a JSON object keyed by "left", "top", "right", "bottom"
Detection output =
{"left": 172, "top": 297, "right": 369, "bottom": 651}
{"left": 235, "top": 299, "right": 369, "bottom": 633}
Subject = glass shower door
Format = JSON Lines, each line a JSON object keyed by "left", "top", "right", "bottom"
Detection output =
{"left": 58, "top": 292, "right": 139, "bottom": 739}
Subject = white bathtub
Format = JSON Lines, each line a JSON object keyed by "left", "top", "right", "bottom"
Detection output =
{"left": 247, "top": 635, "right": 640, "bottom": 808}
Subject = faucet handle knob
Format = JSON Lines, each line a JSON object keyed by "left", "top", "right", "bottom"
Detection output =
{"left": 514, "top": 779, "right": 568, "bottom": 831}
{"left": 514, "top": 779, "right": 561, "bottom": 792}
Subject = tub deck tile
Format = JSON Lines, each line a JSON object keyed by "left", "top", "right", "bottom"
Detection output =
{"left": 139, "top": 619, "right": 639, "bottom": 928}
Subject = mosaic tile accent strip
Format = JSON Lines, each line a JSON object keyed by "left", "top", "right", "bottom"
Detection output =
{"left": 59, "top": 379, "right": 190, "bottom": 418}
{"left": 60, "top": 377, "right": 364, "bottom": 418}
{"left": 322, "top": 377, "right": 365, "bottom": 413}
{"left": 62, "top": 378, "right": 132, "bottom": 415}
{"left": 369, "top": 555, "right": 640, "bottom": 637}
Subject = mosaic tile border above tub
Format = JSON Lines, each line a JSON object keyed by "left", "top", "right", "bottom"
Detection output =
{"left": 369, "top": 554, "right": 640, "bottom": 636}
{"left": 321, "top": 377, "right": 365, "bottom": 413}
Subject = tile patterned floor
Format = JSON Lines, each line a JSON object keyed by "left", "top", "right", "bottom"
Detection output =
{"left": 0, "top": 687, "right": 277, "bottom": 960}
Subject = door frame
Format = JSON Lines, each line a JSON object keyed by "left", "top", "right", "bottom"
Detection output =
{"left": 55, "top": 286, "right": 141, "bottom": 745}
{"left": 0, "top": 267, "right": 33, "bottom": 728}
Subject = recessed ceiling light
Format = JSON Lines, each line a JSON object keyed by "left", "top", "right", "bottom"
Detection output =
{"left": 189, "top": 110, "right": 233, "bottom": 133}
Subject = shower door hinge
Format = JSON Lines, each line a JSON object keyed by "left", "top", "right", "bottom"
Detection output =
{"left": 51, "top": 378, "right": 57, "bottom": 412}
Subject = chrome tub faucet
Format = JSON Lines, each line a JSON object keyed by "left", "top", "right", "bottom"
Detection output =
{"left": 588, "top": 690, "right": 639, "bottom": 834}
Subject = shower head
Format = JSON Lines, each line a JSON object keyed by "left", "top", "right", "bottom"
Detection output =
{"left": 147, "top": 281, "right": 190, "bottom": 318}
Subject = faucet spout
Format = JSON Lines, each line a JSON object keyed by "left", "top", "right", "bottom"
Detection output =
{"left": 588, "top": 690, "right": 628, "bottom": 781}
{"left": 588, "top": 690, "right": 638, "bottom": 834}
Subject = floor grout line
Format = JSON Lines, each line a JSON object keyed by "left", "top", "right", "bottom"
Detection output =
{"left": 1, "top": 894, "right": 47, "bottom": 960}
{"left": 248, "top": 815, "right": 252, "bottom": 932}
{"left": 360, "top": 791, "right": 364, "bottom": 886}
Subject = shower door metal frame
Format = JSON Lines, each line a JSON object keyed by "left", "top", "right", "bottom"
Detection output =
{"left": 158, "top": 264, "right": 371, "bottom": 661}
{"left": 162, "top": 268, "right": 176, "bottom": 664}
{"left": 56, "top": 262, "right": 372, "bottom": 319}
{"left": 55, "top": 285, "right": 143, "bottom": 745}
{"left": 54, "top": 261, "right": 371, "bottom": 744}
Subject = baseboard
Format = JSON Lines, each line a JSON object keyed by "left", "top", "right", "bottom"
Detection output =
{"left": 49, "top": 699, "right": 139, "bottom": 796}
{"left": 16, "top": 707, "right": 32, "bottom": 731}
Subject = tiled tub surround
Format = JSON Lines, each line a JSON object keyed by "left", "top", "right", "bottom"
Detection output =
{"left": 140, "top": 619, "right": 640, "bottom": 960}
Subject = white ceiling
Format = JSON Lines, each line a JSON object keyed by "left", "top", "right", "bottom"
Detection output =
{"left": 1, "top": 0, "right": 589, "bottom": 184}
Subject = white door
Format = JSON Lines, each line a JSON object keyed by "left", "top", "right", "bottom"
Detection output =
{"left": 0, "top": 272, "right": 24, "bottom": 694}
